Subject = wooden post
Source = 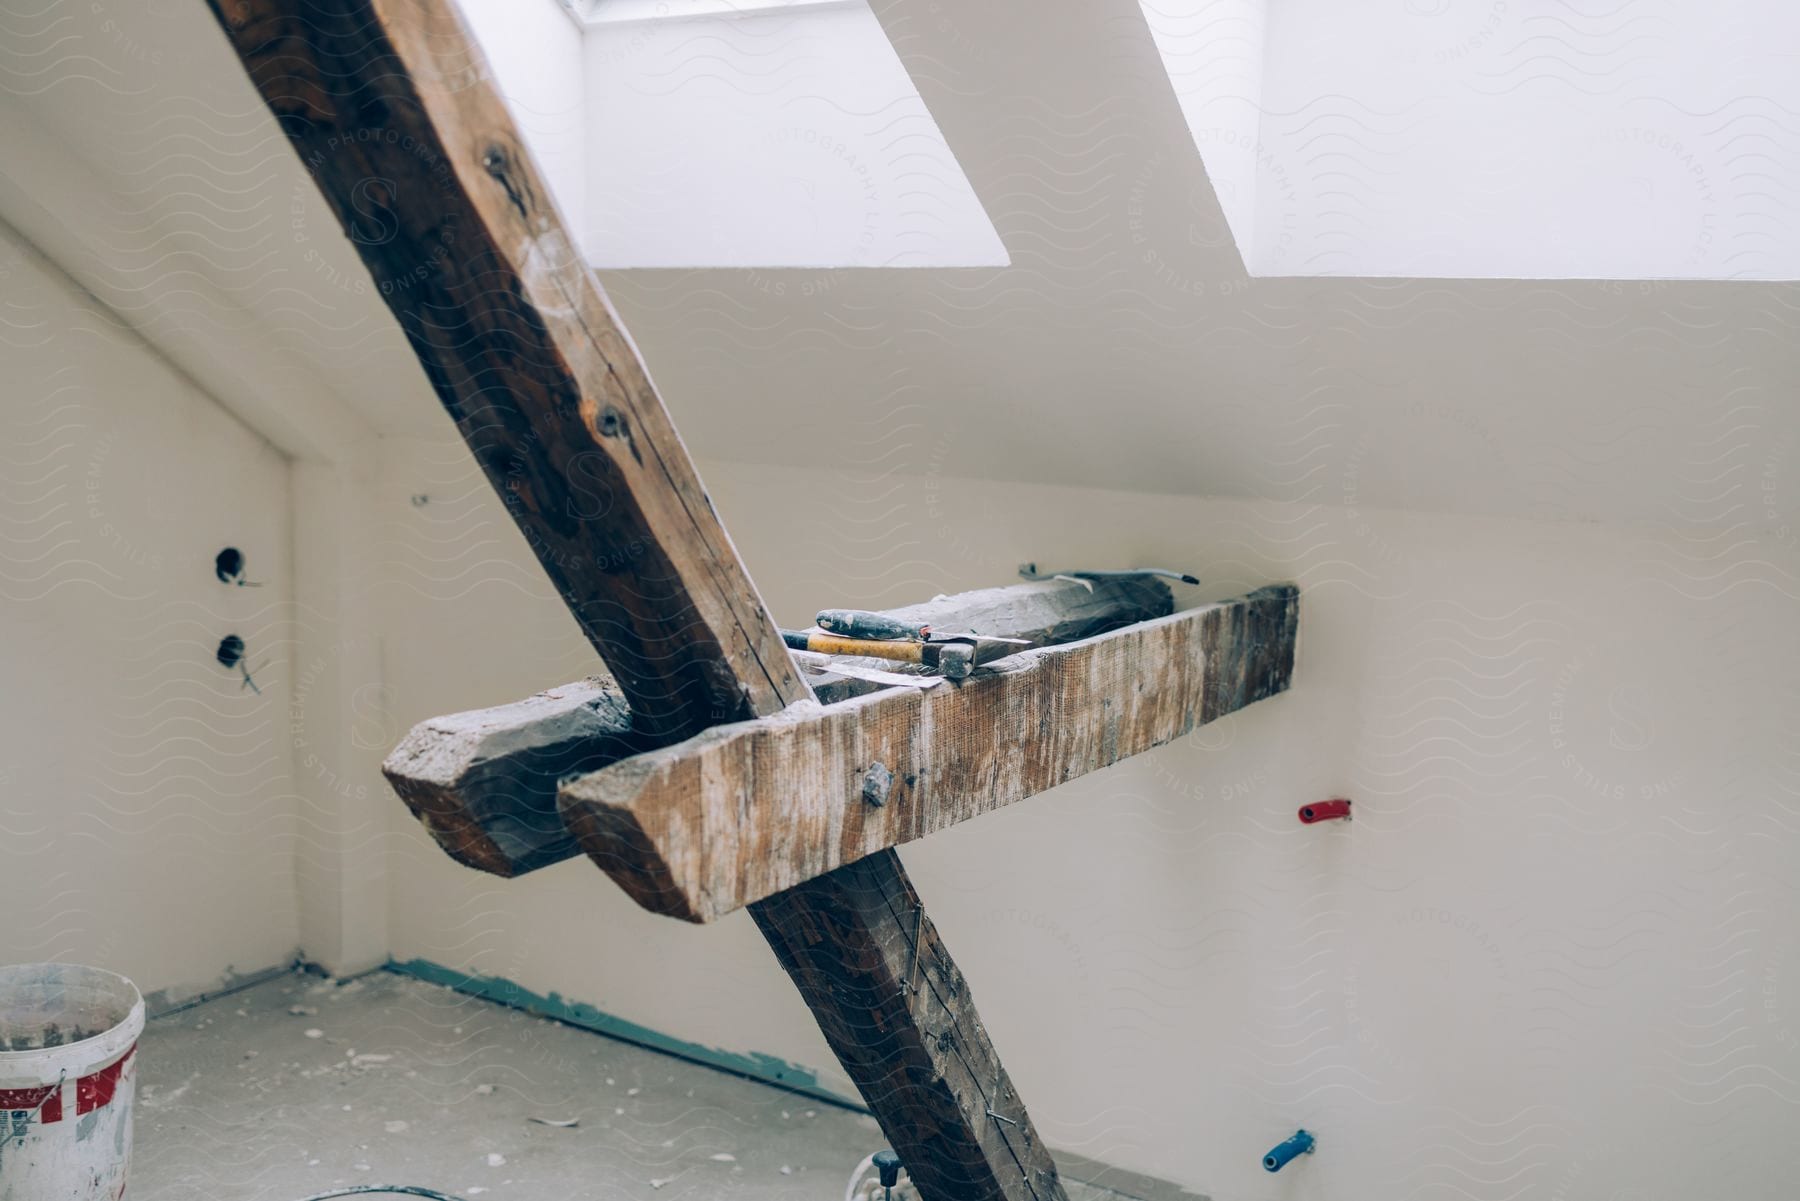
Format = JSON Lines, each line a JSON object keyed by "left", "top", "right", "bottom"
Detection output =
{"left": 203, "top": 2, "right": 1073, "bottom": 1194}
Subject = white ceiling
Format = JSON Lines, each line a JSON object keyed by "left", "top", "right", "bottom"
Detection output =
{"left": 1147, "top": 0, "right": 1800, "bottom": 280}
{"left": 2, "top": 0, "right": 1798, "bottom": 531}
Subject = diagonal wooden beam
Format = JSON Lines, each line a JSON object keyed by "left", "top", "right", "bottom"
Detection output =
{"left": 751, "top": 851, "right": 1065, "bottom": 1200}
{"left": 563, "top": 586, "right": 1298, "bottom": 922}
{"left": 203, "top": 3, "right": 1078, "bottom": 1195}
{"left": 382, "top": 575, "right": 1175, "bottom": 878}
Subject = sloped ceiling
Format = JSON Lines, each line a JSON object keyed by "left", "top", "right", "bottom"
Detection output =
{"left": 1148, "top": 0, "right": 1800, "bottom": 281}
{"left": 2, "top": 0, "right": 1797, "bottom": 532}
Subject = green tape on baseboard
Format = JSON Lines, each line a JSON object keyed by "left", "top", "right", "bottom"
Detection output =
{"left": 386, "top": 957, "right": 860, "bottom": 1110}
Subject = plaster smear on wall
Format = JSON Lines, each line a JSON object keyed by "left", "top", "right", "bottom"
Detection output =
{"left": 379, "top": 439, "right": 1799, "bottom": 1200}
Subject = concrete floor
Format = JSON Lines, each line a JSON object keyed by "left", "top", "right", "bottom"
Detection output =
{"left": 131, "top": 971, "right": 1146, "bottom": 1201}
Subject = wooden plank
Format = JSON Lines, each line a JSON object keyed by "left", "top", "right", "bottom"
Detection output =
{"left": 751, "top": 851, "right": 1066, "bottom": 1201}
{"left": 203, "top": 0, "right": 805, "bottom": 739}
{"left": 381, "top": 576, "right": 1173, "bottom": 877}
{"left": 382, "top": 677, "right": 649, "bottom": 877}
{"left": 562, "top": 585, "right": 1299, "bottom": 923}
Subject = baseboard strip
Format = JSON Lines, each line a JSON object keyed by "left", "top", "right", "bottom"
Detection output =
{"left": 385, "top": 957, "right": 861, "bottom": 1110}
{"left": 384, "top": 956, "right": 1208, "bottom": 1200}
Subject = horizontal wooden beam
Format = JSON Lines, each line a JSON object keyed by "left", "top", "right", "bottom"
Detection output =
{"left": 382, "top": 577, "right": 1173, "bottom": 877}
{"left": 382, "top": 678, "right": 650, "bottom": 877}
{"left": 561, "top": 585, "right": 1298, "bottom": 923}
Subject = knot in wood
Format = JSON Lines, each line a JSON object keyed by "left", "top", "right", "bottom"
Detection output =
{"left": 861, "top": 761, "right": 894, "bottom": 807}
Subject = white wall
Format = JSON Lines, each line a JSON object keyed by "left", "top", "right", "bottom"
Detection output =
{"left": 0, "top": 225, "right": 301, "bottom": 1002}
{"left": 378, "top": 436, "right": 1799, "bottom": 1198}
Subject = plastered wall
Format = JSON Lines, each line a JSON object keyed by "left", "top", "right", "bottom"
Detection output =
{"left": 378, "top": 435, "right": 1799, "bottom": 1199}
{"left": 4, "top": 3, "right": 1795, "bottom": 1193}
{"left": 0, "top": 225, "right": 300, "bottom": 1002}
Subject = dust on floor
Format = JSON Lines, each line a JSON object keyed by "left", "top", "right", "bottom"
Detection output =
{"left": 132, "top": 970, "right": 1141, "bottom": 1201}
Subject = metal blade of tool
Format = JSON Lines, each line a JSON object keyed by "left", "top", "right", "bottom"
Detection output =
{"left": 789, "top": 653, "right": 941, "bottom": 690}
{"left": 815, "top": 609, "right": 930, "bottom": 642}
{"left": 814, "top": 607, "right": 1031, "bottom": 646}
{"left": 1017, "top": 563, "right": 1201, "bottom": 592}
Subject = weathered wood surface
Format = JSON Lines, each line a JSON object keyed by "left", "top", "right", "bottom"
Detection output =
{"left": 751, "top": 852, "right": 1066, "bottom": 1201}
{"left": 382, "top": 678, "right": 650, "bottom": 877}
{"left": 562, "top": 585, "right": 1299, "bottom": 923}
{"left": 381, "top": 577, "right": 1172, "bottom": 878}
{"left": 205, "top": 0, "right": 805, "bottom": 739}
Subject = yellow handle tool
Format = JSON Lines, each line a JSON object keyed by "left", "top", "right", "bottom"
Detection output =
{"left": 782, "top": 630, "right": 1015, "bottom": 680}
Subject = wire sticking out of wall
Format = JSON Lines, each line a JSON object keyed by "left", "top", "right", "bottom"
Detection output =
{"left": 215, "top": 634, "right": 265, "bottom": 695}
{"left": 292, "top": 1188, "right": 471, "bottom": 1201}
{"left": 214, "top": 546, "right": 263, "bottom": 586}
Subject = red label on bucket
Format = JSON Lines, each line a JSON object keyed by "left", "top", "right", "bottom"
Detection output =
{"left": 78, "top": 1044, "right": 135, "bottom": 1115}
{"left": 0, "top": 1043, "right": 134, "bottom": 1126}
{"left": 0, "top": 1082, "right": 61, "bottom": 1122}
{"left": 78, "top": 1051, "right": 135, "bottom": 1116}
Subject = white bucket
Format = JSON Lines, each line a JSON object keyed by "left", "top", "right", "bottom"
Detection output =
{"left": 0, "top": 964, "right": 144, "bottom": 1201}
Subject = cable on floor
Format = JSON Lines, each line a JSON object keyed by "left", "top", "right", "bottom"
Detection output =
{"left": 291, "top": 1188, "right": 470, "bottom": 1200}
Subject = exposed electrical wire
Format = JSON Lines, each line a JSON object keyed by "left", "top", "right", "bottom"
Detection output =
{"left": 290, "top": 1188, "right": 470, "bottom": 1201}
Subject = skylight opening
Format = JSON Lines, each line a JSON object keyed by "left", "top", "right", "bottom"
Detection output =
{"left": 1142, "top": 0, "right": 1800, "bottom": 281}
{"left": 459, "top": 0, "right": 1007, "bottom": 270}
{"left": 563, "top": 0, "right": 849, "bottom": 25}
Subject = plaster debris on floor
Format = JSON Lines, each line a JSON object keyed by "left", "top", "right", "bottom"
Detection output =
{"left": 130, "top": 971, "right": 1143, "bottom": 1201}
